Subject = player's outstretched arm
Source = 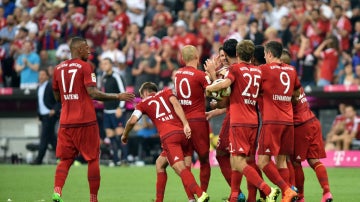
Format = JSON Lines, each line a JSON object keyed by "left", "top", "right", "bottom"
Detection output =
{"left": 122, "top": 114, "right": 139, "bottom": 144}
{"left": 86, "top": 86, "right": 135, "bottom": 101}
{"left": 206, "top": 78, "right": 231, "bottom": 93}
{"left": 169, "top": 95, "right": 191, "bottom": 139}
{"left": 206, "top": 108, "right": 227, "bottom": 120}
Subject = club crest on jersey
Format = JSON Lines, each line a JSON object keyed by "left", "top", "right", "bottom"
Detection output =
{"left": 91, "top": 73, "right": 96, "bottom": 82}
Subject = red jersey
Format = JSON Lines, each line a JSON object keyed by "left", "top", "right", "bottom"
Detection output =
{"left": 332, "top": 114, "right": 346, "bottom": 126}
{"left": 115, "top": 13, "right": 130, "bottom": 35}
{"left": 134, "top": 89, "right": 184, "bottom": 140}
{"left": 39, "top": 19, "right": 61, "bottom": 50}
{"left": 174, "top": 66, "right": 210, "bottom": 120}
{"left": 174, "top": 33, "right": 199, "bottom": 50}
{"left": 304, "top": 19, "right": 330, "bottom": 47}
{"left": 335, "top": 16, "right": 352, "bottom": 51}
{"left": 227, "top": 63, "right": 261, "bottom": 127}
{"left": 52, "top": 58, "right": 97, "bottom": 126}
{"left": 319, "top": 48, "right": 338, "bottom": 81}
{"left": 292, "top": 87, "right": 315, "bottom": 125}
{"left": 259, "top": 62, "right": 301, "bottom": 125}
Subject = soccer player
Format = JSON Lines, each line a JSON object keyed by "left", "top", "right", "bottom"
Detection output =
{"left": 204, "top": 41, "right": 245, "bottom": 202}
{"left": 256, "top": 41, "right": 300, "bottom": 202}
{"left": 282, "top": 45, "right": 333, "bottom": 202}
{"left": 51, "top": 37, "right": 135, "bottom": 202}
{"left": 121, "top": 82, "right": 210, "bottom": 202}
{"left": 291, "top": 86, "right": 333, "bottom": 202}
{"left": 174, "top": 45, "right": 211, "bottom": 193}
{"left": 206, "top": 40, "right": 280, "bottom": 202}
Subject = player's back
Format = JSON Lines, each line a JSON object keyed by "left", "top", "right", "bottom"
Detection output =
{"left": 136, "top": 89, "right": 184, "bottom": 140}
{"left": 259, "top": 62, "right": 300, "bottom": 125}
{"left": 52, "top": 58, "right": 97, "bottom": 126}
{"left": 228, "top": 63, "right": 261, "bottom": 127}
{"left": 293, "top": 87, "right": 315, "bottom": 125}
{"left": 174, "top": 66, "right": 209, "bottom": 120}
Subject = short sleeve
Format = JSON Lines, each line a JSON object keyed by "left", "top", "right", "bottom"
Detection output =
{"left": 83, "top": 62, "right": 97, "bottom": 87}
{"left": 226, "top": 68, "right": 236, "bottom": 83}
{"left": 197, "top": 70, "right": 210, "bottom": 89}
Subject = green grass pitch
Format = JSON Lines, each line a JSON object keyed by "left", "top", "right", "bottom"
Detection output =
{"left": 0, "top": 165, "right": 359, "bottom": 202}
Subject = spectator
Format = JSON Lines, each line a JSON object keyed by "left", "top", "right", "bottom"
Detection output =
{"left": 37, "top": 8, "right": 61, "bottom": 61}
{"left": 10, "top": 26, "right": 29, "bottom": 58}
{"left": 351, "top": 20, "right": 360, "bottom": 67}
{"left": 302, "top": 8, "right": 330, "bottom": 48}
{"left": 1, "top": 0, "right": 15, "bottom": 18}
{"left": 332, "top": 5, "right": 352, "bottom": 53}
{"left": 314, "top": 35, "right": 340, "bottom": 86}
{"left": 131, "top": 42, "right": 160, "bottom": 96}
{"left": 157, "top": 42, "right": 178, "bottom": 88}
{"left": 81, "top": 4, "right": 105, "bottom": 48}
{"left": 125, "top": 0, "right": 146, "bottom": 28}
{"left": 265, "top": 0, "right": 289, "bottom": 31}
{"left": 331, "top": 105, "right": 359, "bottom": 150}
{"left": 297, "top": 35, "right": 317, "bottom": 87}
{"left": 32, "top": 68, "right": 60, "bottom": 165}
{"left": 17, "top": 11, "right": 38, "bottom": 41}
{"left": 112, "top": 0, "right": 130, "bottom": 38}
{"left": 263, "top": 26, "right": 281, "bottom": 44}
{"left": 56, "top": 37, "right": 71, "bottom": 62}
{"left": 15, "top": 40, "right": 40, "bottom": 89}
{"left": 13, "top": 7, "right": 23, "bottom": 24}
{"left": 325, "top": 103, "right": 347, "bottom": 151}
{"left": 143, "top": 25, "right": 161, "bottom": 52}
{"left": 39, "top": 49, "right": 57, "bottom": 70}
{"left": 278, "top": 16, "right": 292, "bottom": 48}
{"left": 244, "top": 19, "right": 265, "bottom": 46}
{"left": 61, "top": 3, "right": 84, "bottom": 41}
{"left": 354, "top": 64, "right": 360, "bottom": 84}
{"left": 99, "top": 38, "right": 126, "bottom": 76}
{"left": 339, "top": 63, "right": 356, "bottom": 85}
{"left": 0, "top": 7, "right": 6, "bottom": 31}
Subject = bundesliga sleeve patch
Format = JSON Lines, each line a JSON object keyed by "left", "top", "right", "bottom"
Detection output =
{"left": 91, "top": 73, "right": 96, "bottom": 82}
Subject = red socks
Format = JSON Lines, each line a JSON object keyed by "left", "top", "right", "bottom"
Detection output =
{"left": 293, "top": 163, "right": 304, "bottom": 199}
{"left": 155, "top": 171, "right": 167, "bottom": 202}
{"left": 199, "top": 160, "right": 211, "bottom": 191}
{"left": 311, "top": 161, "right": 330, "bottom": 194}
{"left": 262, "top": 161, "right": 288, "bottom": 193}
{"left": 54, "top": 159, "right": 74, "bottom": 195}
{"left": 216, "top": 154, "right": 232, "bottom": 187}
{"left": 278, "top": 168, "right": 290, "bottom": 186}
{"left": 180, "top": 169, "right": 203, "bottom": 197}
{"left": 88, "top": 159, "right": 100, "bottom": 201}
{"left": 287, "top": 161, "right": 295, "bottom": 186}
{"left": 230, "top": 170, "right": 242, "bottom": 202}
{"left": 243, "top": 165, "right": 271, "bottom": 196}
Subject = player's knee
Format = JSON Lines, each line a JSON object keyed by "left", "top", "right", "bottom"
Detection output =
{"left": 307, "top": 158, "right": 319, "bottom": 167}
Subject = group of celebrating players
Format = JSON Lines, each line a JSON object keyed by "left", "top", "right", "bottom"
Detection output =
{"left": 51, "top": 36, "right": 333, "bottom": 202}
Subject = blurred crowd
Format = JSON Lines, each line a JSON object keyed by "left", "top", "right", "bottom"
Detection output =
{"left": 1, "top": 0, "right": 360, "bottom": 90}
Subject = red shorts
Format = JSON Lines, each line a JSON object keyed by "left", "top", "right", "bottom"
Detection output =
{"left": 229, "top": 126, "right": 258, "bottom": 156}
{"left": 216, "top": 113, "right": 230, "bottom": 153}
{"left": 56, "top": 124, "right": 100, "bottom": 161}
{"left": 258, "top": 124, "right": 294, "bottom": 156}
{"left": 293, "top": 119, "right": 326, "bottom": 162}
{"left": 162, "top": 133, "right": 192, "bottom": 166}
{"left": 189, "top": 120, "right": 210, "bottom": 156}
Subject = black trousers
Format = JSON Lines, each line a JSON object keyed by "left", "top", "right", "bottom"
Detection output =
{"left": 35, "top": 115, "right": 58, "bottom": 164}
